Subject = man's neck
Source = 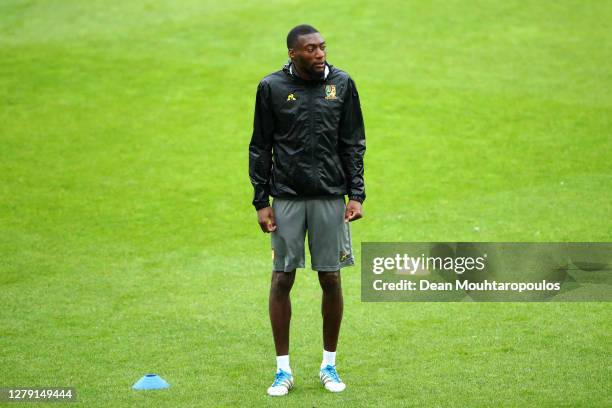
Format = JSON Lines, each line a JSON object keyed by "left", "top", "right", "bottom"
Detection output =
{"left": 291, "top": 63, "right": 314, "bottom": 81}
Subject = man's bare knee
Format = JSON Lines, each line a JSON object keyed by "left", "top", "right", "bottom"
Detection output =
{"left": 318, "top": 271, "right": 341, "bottom": 292}
{"left": 271, "top": 270, "right": 296, "bottom": 294}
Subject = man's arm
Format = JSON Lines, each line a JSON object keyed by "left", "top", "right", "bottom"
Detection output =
{"left": 338, "top": 77, "right": 366, "bottom": 221}
{"left": 249, "top": 80, "right": 274, "bottom": 210}
{"left": 249, "top": 81, "right": 277, "bottom": 232}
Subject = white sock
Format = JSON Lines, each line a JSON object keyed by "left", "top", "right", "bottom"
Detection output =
{"left": 321, "top": 350, "right": 336, "bottom": 368}
{"left": 276, "top": 355, "right": 292, "bottom": 374}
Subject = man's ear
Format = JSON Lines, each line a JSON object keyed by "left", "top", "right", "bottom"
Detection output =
{"left": 288, "top": 49, "right": 295, "bottom": 59}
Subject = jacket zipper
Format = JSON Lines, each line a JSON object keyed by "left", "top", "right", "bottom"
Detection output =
{"left": 308, "top": 85, "right": 317, "bottom": 191}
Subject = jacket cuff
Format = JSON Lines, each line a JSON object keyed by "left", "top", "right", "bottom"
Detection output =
{"left": 348, "top": 196, "right": 364, "bottom": 204}
{"left": 253, "top": 201, "right": 271, "bottom": 210}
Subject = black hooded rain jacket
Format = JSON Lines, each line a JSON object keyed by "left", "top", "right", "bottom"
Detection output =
{"left": 249, "top": 62, "right": 366, "bottom": 210}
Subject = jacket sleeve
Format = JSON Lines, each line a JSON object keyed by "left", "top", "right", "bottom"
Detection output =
{"left": 249, "top": 80, "right": 275, "bottom": 210}
{"left": 338, "top": 77, "right": 366, "bottom": 203}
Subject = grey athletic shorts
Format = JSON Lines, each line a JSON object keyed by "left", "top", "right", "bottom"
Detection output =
{"left": 271, "top": 197, "right": 354, "bottom": 272}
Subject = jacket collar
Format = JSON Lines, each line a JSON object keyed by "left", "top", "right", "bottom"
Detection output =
{"left": 283, "top": 61, "right": 331, "bottom": 82}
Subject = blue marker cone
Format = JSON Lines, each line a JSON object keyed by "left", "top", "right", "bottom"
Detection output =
{"left": 132, "top": 374, "right": 170, "bottom": 390}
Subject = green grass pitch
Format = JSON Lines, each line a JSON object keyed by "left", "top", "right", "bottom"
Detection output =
{"left": 1, "top": 0, "right": 610, "bottom": 406}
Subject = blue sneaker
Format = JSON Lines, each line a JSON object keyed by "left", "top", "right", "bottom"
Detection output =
{"left": 267, "top": 369, "right": 294, "bottom": 396}
{"left": 320, "top": 365, "right": 346, "bottom": 392}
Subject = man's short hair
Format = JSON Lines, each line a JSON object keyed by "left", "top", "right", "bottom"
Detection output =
{"left": 286, "top": 24, "right": 319, "bottom": 50}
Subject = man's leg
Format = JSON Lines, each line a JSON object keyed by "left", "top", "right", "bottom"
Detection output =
{"left": 269, "top": 270, "right": 296, "bottom": 355}
{"left": 267, "top": 270, "right": 296, "bottom": 396}
{"left": 318, "top": 271, "right": 343, "bottom": 352}
{"left": 317, "top": 270, "right": 347, "bottom": 392}
{"left": 267, "top": 198, "right": 306, "bottom": 396}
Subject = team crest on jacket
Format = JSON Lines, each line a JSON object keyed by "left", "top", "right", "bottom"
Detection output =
{"left": 287, "top": 93, "right": 296, "bottom": 101}
{"left": 324, "top": 84, "right": 337, "bottom": 100}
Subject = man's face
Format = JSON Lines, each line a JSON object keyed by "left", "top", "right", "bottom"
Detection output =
{"left": 289, "top": 32, "right": 327, "bottom": 79}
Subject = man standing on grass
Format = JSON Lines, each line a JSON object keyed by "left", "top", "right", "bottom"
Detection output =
{"left": 249, "top": 24, "right": 366, "bottom": 396}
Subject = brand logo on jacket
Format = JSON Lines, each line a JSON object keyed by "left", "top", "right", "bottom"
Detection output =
{"left": 324, "top": 84, "right": 337, "bottom": 100}
{"left": 287, "top": 93, "right": 296, "bottom": 101}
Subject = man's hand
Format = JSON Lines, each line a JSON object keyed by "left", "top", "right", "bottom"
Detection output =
{"left": 257, "top": 206, "right": 277, "bottom": 233}
{"left": 344, "top": 200, "right": 363, "bottom": 222}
